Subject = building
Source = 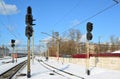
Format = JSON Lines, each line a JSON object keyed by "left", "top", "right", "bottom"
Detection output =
{"left": 0, "top": 46, "right": 9, "bottom": 58}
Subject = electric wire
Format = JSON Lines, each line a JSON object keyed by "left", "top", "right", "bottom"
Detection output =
{"left": 0, "top": 0, "right": 18, "bottom": 38}
{"left": 0, "top": 0, "right": 28, "bottom": 46}
{"left": 49, "top": 0, "right": 119, "bottom": 44}
{"left": 0, "top": 0, "right": 26, "bottom": 40}
{"left": 53, "top": 1, "right": 81, "bottom": 29}
{"left": 60, "top": 1, "right": 119, "bottom": 35}
{"left": 0, "top": 20, "right": 17, "bottom": 38}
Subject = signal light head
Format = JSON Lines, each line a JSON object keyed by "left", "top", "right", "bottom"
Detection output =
{"left": 87, "top": 32, "right": 93, "bottom": 40}
{"left": 11, "top": 39, "right": 15, "bottom": 47}
{"left": 11, "top": 39, "right": 15, "bottom": 43}
{"left": 87, "top": 22, "right": 93, "bottom": 32}
{"left": 27, "top": 6, "right": 32, "bottom": 14}
{"left": 86, "top": 22, "right": 93, "bottom": 40}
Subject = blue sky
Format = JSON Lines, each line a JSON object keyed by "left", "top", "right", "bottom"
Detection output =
{"left": 0, "top": 0, "right": 120, "bottom": 46}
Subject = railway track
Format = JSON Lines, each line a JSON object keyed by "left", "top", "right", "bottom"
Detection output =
{"left": 37, "top": 59, "right": 85, "bottom": 79}
{"left": 0, "top": 60, "right": 27, "bottom": 79}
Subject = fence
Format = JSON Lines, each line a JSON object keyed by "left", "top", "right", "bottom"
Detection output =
{"left": 50, "top": 53, "right": 120, "bottom": 70}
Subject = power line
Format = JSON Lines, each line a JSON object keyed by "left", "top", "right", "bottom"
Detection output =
{"left": 53, "top": 1, "right": 81, "bottom": 29}
{"left": 60, "top": 0, "right": 119, "bottom": 35}
{"left": 0, "top": 0, "right": 22, "bottom": 39}
{"left": 0, "top": 20, "right": 18, "bottom": 38}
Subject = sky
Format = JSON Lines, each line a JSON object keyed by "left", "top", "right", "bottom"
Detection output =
{"left": 0, "top": 0, "right": 120, "bottom": 47}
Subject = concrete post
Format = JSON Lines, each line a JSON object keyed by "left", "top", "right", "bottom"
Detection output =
{"left": 27, "top": 38, "right": 31, "bottom": 78}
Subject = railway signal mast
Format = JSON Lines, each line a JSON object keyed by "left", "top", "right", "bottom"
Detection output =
{"left": 11, "top": 39, "right": 15, "bottom": 63}
{"left": 86, "top": 22, "right": 93, "bottom": 75}
{"left": 25, "top": 6, "right": 35, "bottom": 78}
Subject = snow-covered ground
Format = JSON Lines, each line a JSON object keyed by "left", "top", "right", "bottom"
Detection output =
{"left": 0, "top": 57, "right": 27, "bottom": 74}
{"left": 16, "top": 56, "right": 120, "bottom": 79}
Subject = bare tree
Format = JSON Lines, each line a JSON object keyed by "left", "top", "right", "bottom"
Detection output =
{"left": 49, "top": 29, "right": 82, "bottom": 56}
{"left": 75, "top": 29, "right": 82, "bottom": 54}
{"left": 110, "top": 35, "right": 115, "bottom": 52}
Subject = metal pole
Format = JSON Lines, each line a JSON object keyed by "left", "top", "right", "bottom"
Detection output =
{"left": 32, "top": 31, "right": 34, "bottom": 64}
{"left": 16, "top": 47, "right": 17, "bottom": 62}
{"left": 47, "top": 43, "right": 49, "bottom": 59}
{"left": 2, "top": 46, "right": 4, "bottom": 58}
{"left": 57, "top": 37, "right": 59, "bottom": 60}
{"left": 27, "top": 38, "right": 31, "bottom": 78}
{"left": 76, "top": 43, "right": 79, "bottom": 54}
{"left": 98, "top": 36, "right": 101, "bottom": 53}
{"left": 86, "top": 40, "right": 90, "bottom": 75}
{"left": 12, "top": 47, "right": 14, "bottom": 63}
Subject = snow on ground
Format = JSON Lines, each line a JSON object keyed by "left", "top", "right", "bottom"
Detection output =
{"left": 0, "top": 57, "right": 27, "bottom": 74}
{"left": 43, "top": 58, "right": 120, "bottom": 79}
{"left": 1, "top": 56, "right": 119, "bottom": 79}
{"left": 16, "top": 56, "right": 120, "bottom": 79}
{"left": 0, "top": 56, "right": 11, "bottom": 65}
{"left": 16, "top": 59, "right": 68, "bottom": 79}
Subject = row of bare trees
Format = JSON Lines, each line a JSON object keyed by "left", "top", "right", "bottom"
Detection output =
{"left": 45, "top": 29, "right": 120, "bottom": 56}
{"left": 46, "top": 29, "right": 82, "bottom": 56}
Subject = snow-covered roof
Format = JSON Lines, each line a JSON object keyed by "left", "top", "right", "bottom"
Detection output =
{"left": 112, "top": 50, "right": 120, "bottom": 53}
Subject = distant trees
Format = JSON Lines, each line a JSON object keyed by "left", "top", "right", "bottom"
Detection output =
{"left": 48, "top": 28, "right": 82, "bottom": 56}
{"left": 97, "top": 36, "right": 120, "bottom": 53}
{"left": 46, "top": 29, "right": 120, "bottom": 56}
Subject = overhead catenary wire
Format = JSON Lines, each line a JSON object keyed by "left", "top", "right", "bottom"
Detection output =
{"left": 0, "top": 0, "right": 28, "bottom": 46}
{"left": 0, "top": 20, "right": 18, "bottom": 38}
{"left": 39, "top": 1, "right": 119, "bottom": 43}
{"left": 0, "top": 0, "right": 17, "bottom": 38}
{"left": 53, "top": 0, "right": 81, "bottom": 29}
{"left": 0, "top": 0, "right": 22, "bottom": 39}
{"left": 60, "top": 0, "right": 119, "bottom": 35}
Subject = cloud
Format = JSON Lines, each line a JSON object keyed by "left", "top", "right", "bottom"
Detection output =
{"left": 0, "top": 0, "right": 18, "bottom": 15}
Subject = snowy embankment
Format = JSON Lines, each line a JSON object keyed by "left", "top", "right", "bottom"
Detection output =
{"left": 112, "top": 50, "right": 120, "bottom": 53}
{"left": 14, "top": 56, "right": 120, "bottom": 79}
{"left": 36, "top": 56, "right": 120, "bottom": 79}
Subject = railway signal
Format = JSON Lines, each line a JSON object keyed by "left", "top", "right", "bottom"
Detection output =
{"left": 86, "top": 22, "right": 93, "bottom": 75}
{"left": 25, "top": 25, "right": 33, "bottom": 38}
{"left": 86, "top": 22, "right": 93, "bottom": 40}
{"left": 11, "top": 39, "right": 15, "bottom": 63}
{"left": 25, "top": 6, "right": 35, "bottom": 39}
{"left": 25, "top": 6, "right": 35, "bottom": 78}
{"left": 11, "top": 39, "right": 15, "bottom": 48}
{"left": 26, "top": 6, "right": 36, "bottom": 26}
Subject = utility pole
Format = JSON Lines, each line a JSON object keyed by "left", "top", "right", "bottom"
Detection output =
{"left": 55, "top": 32, "right": 60, "bottom": 60}
{"left": 41, "top": 32, "right": 60, "bottom": 60}
{"left": 16, "top": 47, "right": 18, "bottom": 62}
{"left": 98, "top": 36, "right": 101, "bottom": 53}
{"left": 47, "top": 43, "right": 49, "bottom": 60}
{"left": 2, "top": 45, "right": 4, "bottom": 58}
{"left": 57, "top": 37, "right": 60, "bottom": 60}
